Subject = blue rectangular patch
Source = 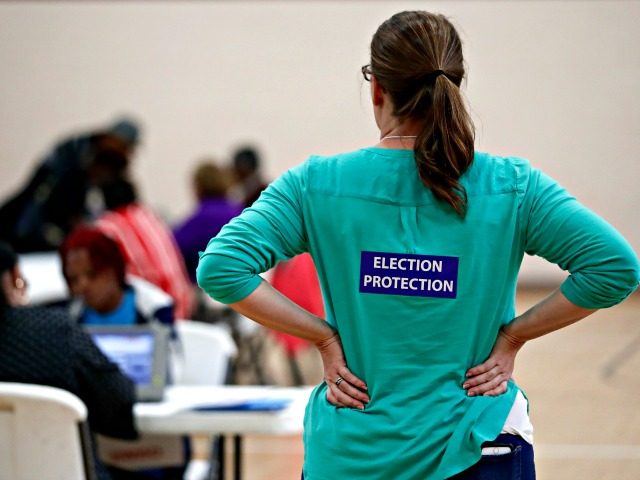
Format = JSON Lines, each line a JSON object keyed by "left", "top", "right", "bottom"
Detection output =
{"left": 359, "top": 251, "right": 458, "bottom": 298}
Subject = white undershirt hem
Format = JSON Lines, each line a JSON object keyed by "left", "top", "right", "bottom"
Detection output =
{"left": 500, "top": 390, "right": 534, "bottom": 444}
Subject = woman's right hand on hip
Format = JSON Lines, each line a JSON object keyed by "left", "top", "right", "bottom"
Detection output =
{"left": 315, "top": 333, "right": 370, "bottom": 410}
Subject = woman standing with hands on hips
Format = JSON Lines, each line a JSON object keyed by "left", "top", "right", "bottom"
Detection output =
{"left": 197, "top": 11, "right": 639, "bottom": 480}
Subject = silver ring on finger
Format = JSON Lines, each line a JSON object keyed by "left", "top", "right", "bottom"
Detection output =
{"left": 335, "top": 376, "right": 344, "bottom": 387}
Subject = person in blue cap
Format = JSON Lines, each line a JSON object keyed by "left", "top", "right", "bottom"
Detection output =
{"left": 0, "top": 116, "right": 141, "bottom": 252}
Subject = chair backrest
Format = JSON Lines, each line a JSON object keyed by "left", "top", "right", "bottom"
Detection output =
{"left": 174, "top": 321, "right": 238, "bottom": 385}
{"left": 0, "top": 382, "right": 90, "bottom": 480}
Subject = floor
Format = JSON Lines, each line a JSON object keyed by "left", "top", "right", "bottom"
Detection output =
{"left": 206, "top": 288, "right": 640, "bottom": 480}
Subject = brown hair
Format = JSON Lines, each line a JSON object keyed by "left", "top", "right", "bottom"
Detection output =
{"left": 371, "top": 11, "right": 475, "bottom": 216}
{"left": 193, "top": 160, "right": 232, "bottom": 199}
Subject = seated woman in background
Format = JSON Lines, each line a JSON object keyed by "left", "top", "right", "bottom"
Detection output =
{"left": 0, "top": 241, "right": 138, "bottom": 480}
{"left": 59, "top": 225, "right": 175, "bottom": 327}
{"left": 59, "top": 226, "right": 188, "bottom": 480}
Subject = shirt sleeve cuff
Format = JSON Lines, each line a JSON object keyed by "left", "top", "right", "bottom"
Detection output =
{"left": 560, "top": 277, "right": 638, "bottom": 310}
{"left": 211, "top": 276, "right": 264, "bottom": 305}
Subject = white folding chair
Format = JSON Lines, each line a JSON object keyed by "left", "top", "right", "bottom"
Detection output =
{"left": 174, "top": 320, "right": 238, "bottom": 386}
{"left": 172, "top": 321, "right": 238, "bottom": 480}
{"left": 0, "top": 382, "right": 94, "bottom": 480}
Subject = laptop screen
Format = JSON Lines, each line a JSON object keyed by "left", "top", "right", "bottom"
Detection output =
{"left": 86, "top": 325, "right": 169, "bottom": 402}
{"left": 90, "top": 331, "right": 156, "bottom": 385}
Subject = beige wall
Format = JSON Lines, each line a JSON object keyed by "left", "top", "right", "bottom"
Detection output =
{"left": 0, "top": 1, "right": 638, "bottom": 283}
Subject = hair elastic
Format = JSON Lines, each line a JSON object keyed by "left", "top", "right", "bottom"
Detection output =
{"left": 427, "top": 69, "right": 447, "bottom": 82}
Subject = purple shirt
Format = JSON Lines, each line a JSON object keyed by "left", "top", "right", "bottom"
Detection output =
{"left": 173, "top": 198, "right": 242, "bottom": 281}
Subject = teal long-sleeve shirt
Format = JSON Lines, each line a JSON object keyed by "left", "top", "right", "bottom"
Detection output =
{"left": 197, "top": 148, "right": 639, "bottom": 479}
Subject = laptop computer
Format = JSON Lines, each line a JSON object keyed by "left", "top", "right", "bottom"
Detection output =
{"left": 86, "top": 324, "right": 170, "bottom": 402}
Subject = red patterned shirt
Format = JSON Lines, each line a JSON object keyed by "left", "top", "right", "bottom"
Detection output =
{"left": 96, "top": 204, "right": 193, "bottom": 319}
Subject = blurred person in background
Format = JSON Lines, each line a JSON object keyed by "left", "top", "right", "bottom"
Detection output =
{"left": 173, "top": 160, "right": 242, "bottom": 282}
{"left": 60, "top": 226, "right": 175, "bottom": 328}
{"left": 0, "top": 116, "right": 140, "bottom": 252}
{"left": 269, "top": 252, "right": 325, "bottom": 385}
{"left": 95, "top": 177, "right": 194, "bottom": 320}
{"left": 0, "top": 240, "right": 138, "bottom": 480}
{"left": 60, "top": 226, "right": 189, "bottom": 480}
{"left": 229, "top": 145, "right": 268, "bottom": 208}
{"left": 197, "top": 10, "right": 639, "bottom": 480}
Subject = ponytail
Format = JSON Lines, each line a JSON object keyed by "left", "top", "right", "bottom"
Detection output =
{"left": 415, "top": 76, "right": 474, "bottom": 216}
{"left": 370, "top": 11, "right": 475, "bottom": 216}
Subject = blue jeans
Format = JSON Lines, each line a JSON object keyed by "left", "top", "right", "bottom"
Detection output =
{"left": 301, "top": 434, "right": 535, "bottom": 480}
{"left": 448, "top": 434, "right": 535, "bottom": 480}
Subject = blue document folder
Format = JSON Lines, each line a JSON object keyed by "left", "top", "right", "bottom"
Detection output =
{"left": 192, "top": 398, "right": 292, "bottom": 412}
